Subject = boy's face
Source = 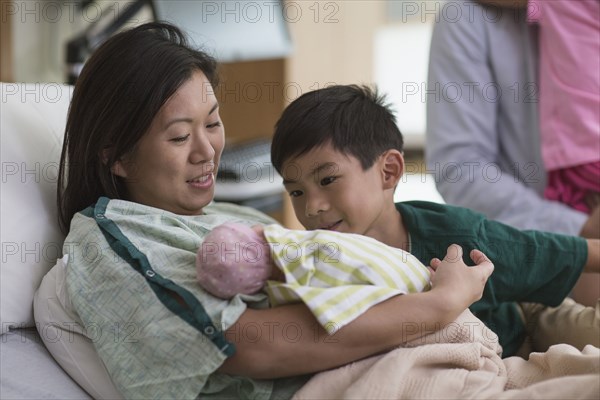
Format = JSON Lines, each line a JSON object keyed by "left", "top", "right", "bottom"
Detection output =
{"left": 281, "top": 143, "right": 390, "bottom": 237}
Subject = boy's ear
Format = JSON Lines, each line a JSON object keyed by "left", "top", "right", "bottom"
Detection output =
{"left": 380, "top": 149, "right": 404, "bottom": 190}
{"left": 101, "top": 147, "right": 129, "bottom": 178}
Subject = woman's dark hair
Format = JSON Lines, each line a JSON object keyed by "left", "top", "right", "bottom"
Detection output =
{"left": 57, "top": 22, "right": 219, "bottom": 234}
{"left": 271, "top": 84, "right": 403, "bottom": 173}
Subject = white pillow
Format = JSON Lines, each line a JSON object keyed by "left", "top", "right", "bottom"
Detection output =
{"left": 0, "top": 82, "right": 72, "bottom": 334}
{"left": 34, "top": 255, "right": 123, "bottom": 399}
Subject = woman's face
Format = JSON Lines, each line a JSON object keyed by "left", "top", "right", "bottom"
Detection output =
{"left": 113, "top": 70, "right": 225, "bottom": 215}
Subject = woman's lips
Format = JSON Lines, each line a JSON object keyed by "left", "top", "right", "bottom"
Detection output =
{"left": 187, "top": 173, "right": 213, "bottom": 189}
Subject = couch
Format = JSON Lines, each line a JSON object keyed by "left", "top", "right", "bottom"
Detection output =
{"left": 1, "top": 82, "right": 121, "bottom": 399}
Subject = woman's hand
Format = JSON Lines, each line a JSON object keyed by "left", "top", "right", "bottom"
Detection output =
{"left": 428, "top": 244, "right": 494, "bottom": 311}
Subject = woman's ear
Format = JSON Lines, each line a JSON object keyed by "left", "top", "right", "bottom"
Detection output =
{"left": 380, "top": 149, "right": 404, "bottom": 190}
{"left": 101, "top": 147, "right": 128, "bottom": 178}
{"left": 110, "top": 160, "right": 129, "bottom": 178}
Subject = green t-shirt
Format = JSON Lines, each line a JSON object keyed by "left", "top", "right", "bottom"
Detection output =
{"left": 397, "top": 201, "right": 588, "bottom": 356}
{"left": 65, "top": 197, "right": 308, "bottom": 399}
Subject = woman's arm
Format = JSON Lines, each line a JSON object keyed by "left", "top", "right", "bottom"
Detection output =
{"left": 220, "top": 292, "right": 454, "bottom": 379}
{"left": 219, "top": 245, "right": 494, "bottom": 379}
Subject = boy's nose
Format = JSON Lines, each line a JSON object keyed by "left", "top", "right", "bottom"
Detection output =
{"left": 305, "top": 195, "right": 329, "bottom": 217}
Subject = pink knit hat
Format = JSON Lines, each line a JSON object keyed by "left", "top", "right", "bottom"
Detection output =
{"left": 197, "top": 222, "right": 272, "bottom": 298}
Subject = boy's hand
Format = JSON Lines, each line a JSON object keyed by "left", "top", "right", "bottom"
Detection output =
{"left": 428, "top": 244, "right": 494, "bottom": 311}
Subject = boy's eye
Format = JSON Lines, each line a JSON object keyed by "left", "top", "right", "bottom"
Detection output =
{"left": 320, "top": 176, "right": 337, "bottom": 186}
{"left": 289, "top": 190, "right": 303, "bottom": 198}
{"left": 170, "top": 134, "right": 190, "bottom": 143}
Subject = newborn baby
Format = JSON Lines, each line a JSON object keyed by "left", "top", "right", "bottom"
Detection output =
{"left": 197, "top": 222, "right": 431, "bottom": 333}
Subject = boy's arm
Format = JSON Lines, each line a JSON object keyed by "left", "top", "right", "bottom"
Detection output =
{"left": 572, "top": 239, "right": 600, "bottom": 306}
{"left": 583, "top": 239, "right": 600, "bottom": 273}
{"left": 580, "top": 205, "right": 600, "bottom": 239}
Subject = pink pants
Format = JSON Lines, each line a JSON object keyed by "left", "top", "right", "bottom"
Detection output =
{"left": 545, "top": 162, "right": 600, "bottom": 213}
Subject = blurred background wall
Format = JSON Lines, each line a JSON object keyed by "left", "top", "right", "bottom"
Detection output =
{"left": 0, "top": 0, "right": 445, "bottom": 226}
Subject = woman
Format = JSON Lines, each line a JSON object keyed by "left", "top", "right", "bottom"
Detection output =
{"left": 57, "top": 22, "right": 493, "bottom": 399}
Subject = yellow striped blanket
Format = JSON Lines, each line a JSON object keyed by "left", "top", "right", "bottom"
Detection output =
{"left": 262, "top": 225, "right": 431, "bottom": 333}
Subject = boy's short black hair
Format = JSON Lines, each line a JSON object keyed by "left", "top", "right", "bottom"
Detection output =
{"left": 271, "top": 84, "right": 403, "bottom": 173}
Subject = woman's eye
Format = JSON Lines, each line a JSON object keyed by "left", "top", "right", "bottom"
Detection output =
{"left": 207, "top": 121, "right": 222, "bottom": 129}
{"left": 170, "top": 134, "right": 190, "bottom": 143}
{"left": 320, "top": 176, "right": 337, "bottom": 186}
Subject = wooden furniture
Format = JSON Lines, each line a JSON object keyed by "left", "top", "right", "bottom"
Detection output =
{"left": 218, "top": 59, "right": 285, "bottom": 143}
{"left": 216, "top": 58, "right": 303, "bottom": 228}
{"left": 0, "top": 0, "right": 13, "bottom": 82}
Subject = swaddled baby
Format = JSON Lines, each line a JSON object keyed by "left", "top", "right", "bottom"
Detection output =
{"left": 197, "top": 222, "right": 431, "bottom": 333}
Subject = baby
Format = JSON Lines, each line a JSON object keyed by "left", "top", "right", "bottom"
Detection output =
{"left": 197, "top": 222, "right": 431, "bottom": 333}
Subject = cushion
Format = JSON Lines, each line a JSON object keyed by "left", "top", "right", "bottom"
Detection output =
{"left": 1, "top": 82, "right": 71, "bottom": 334}
{"left": 0, "top": 328, "right": 92, "bottom": 399}
{"left": 34, "top": 255, "right": 123, "bottom": 399}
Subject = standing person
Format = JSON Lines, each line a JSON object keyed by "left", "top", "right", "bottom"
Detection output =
{"left": 425, "top": 0, "right": 600, "bottom": 307}
{"left": 270, "top": 83, "right": 600, "bottom": 358}
{"left": 425, "top": 0, "right": 599, "bottom": 238}
{"left": 54, "top": 22, "right": 493, "bottom": 399}
{"left": 529, "top": 0, "right": 600, "bottom": 308}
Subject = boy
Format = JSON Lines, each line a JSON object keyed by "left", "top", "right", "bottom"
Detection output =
{"left": 270, "top": 84, "right": 600, "bottom": 357}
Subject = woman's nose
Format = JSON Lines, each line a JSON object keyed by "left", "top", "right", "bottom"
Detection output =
{"left": 190, "top": 131, "right": 215, "bottom": 164}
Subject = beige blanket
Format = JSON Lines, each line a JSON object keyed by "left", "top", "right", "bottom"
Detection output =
{"left": 293, "top": 310, "right": 600, "bottom": 399}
